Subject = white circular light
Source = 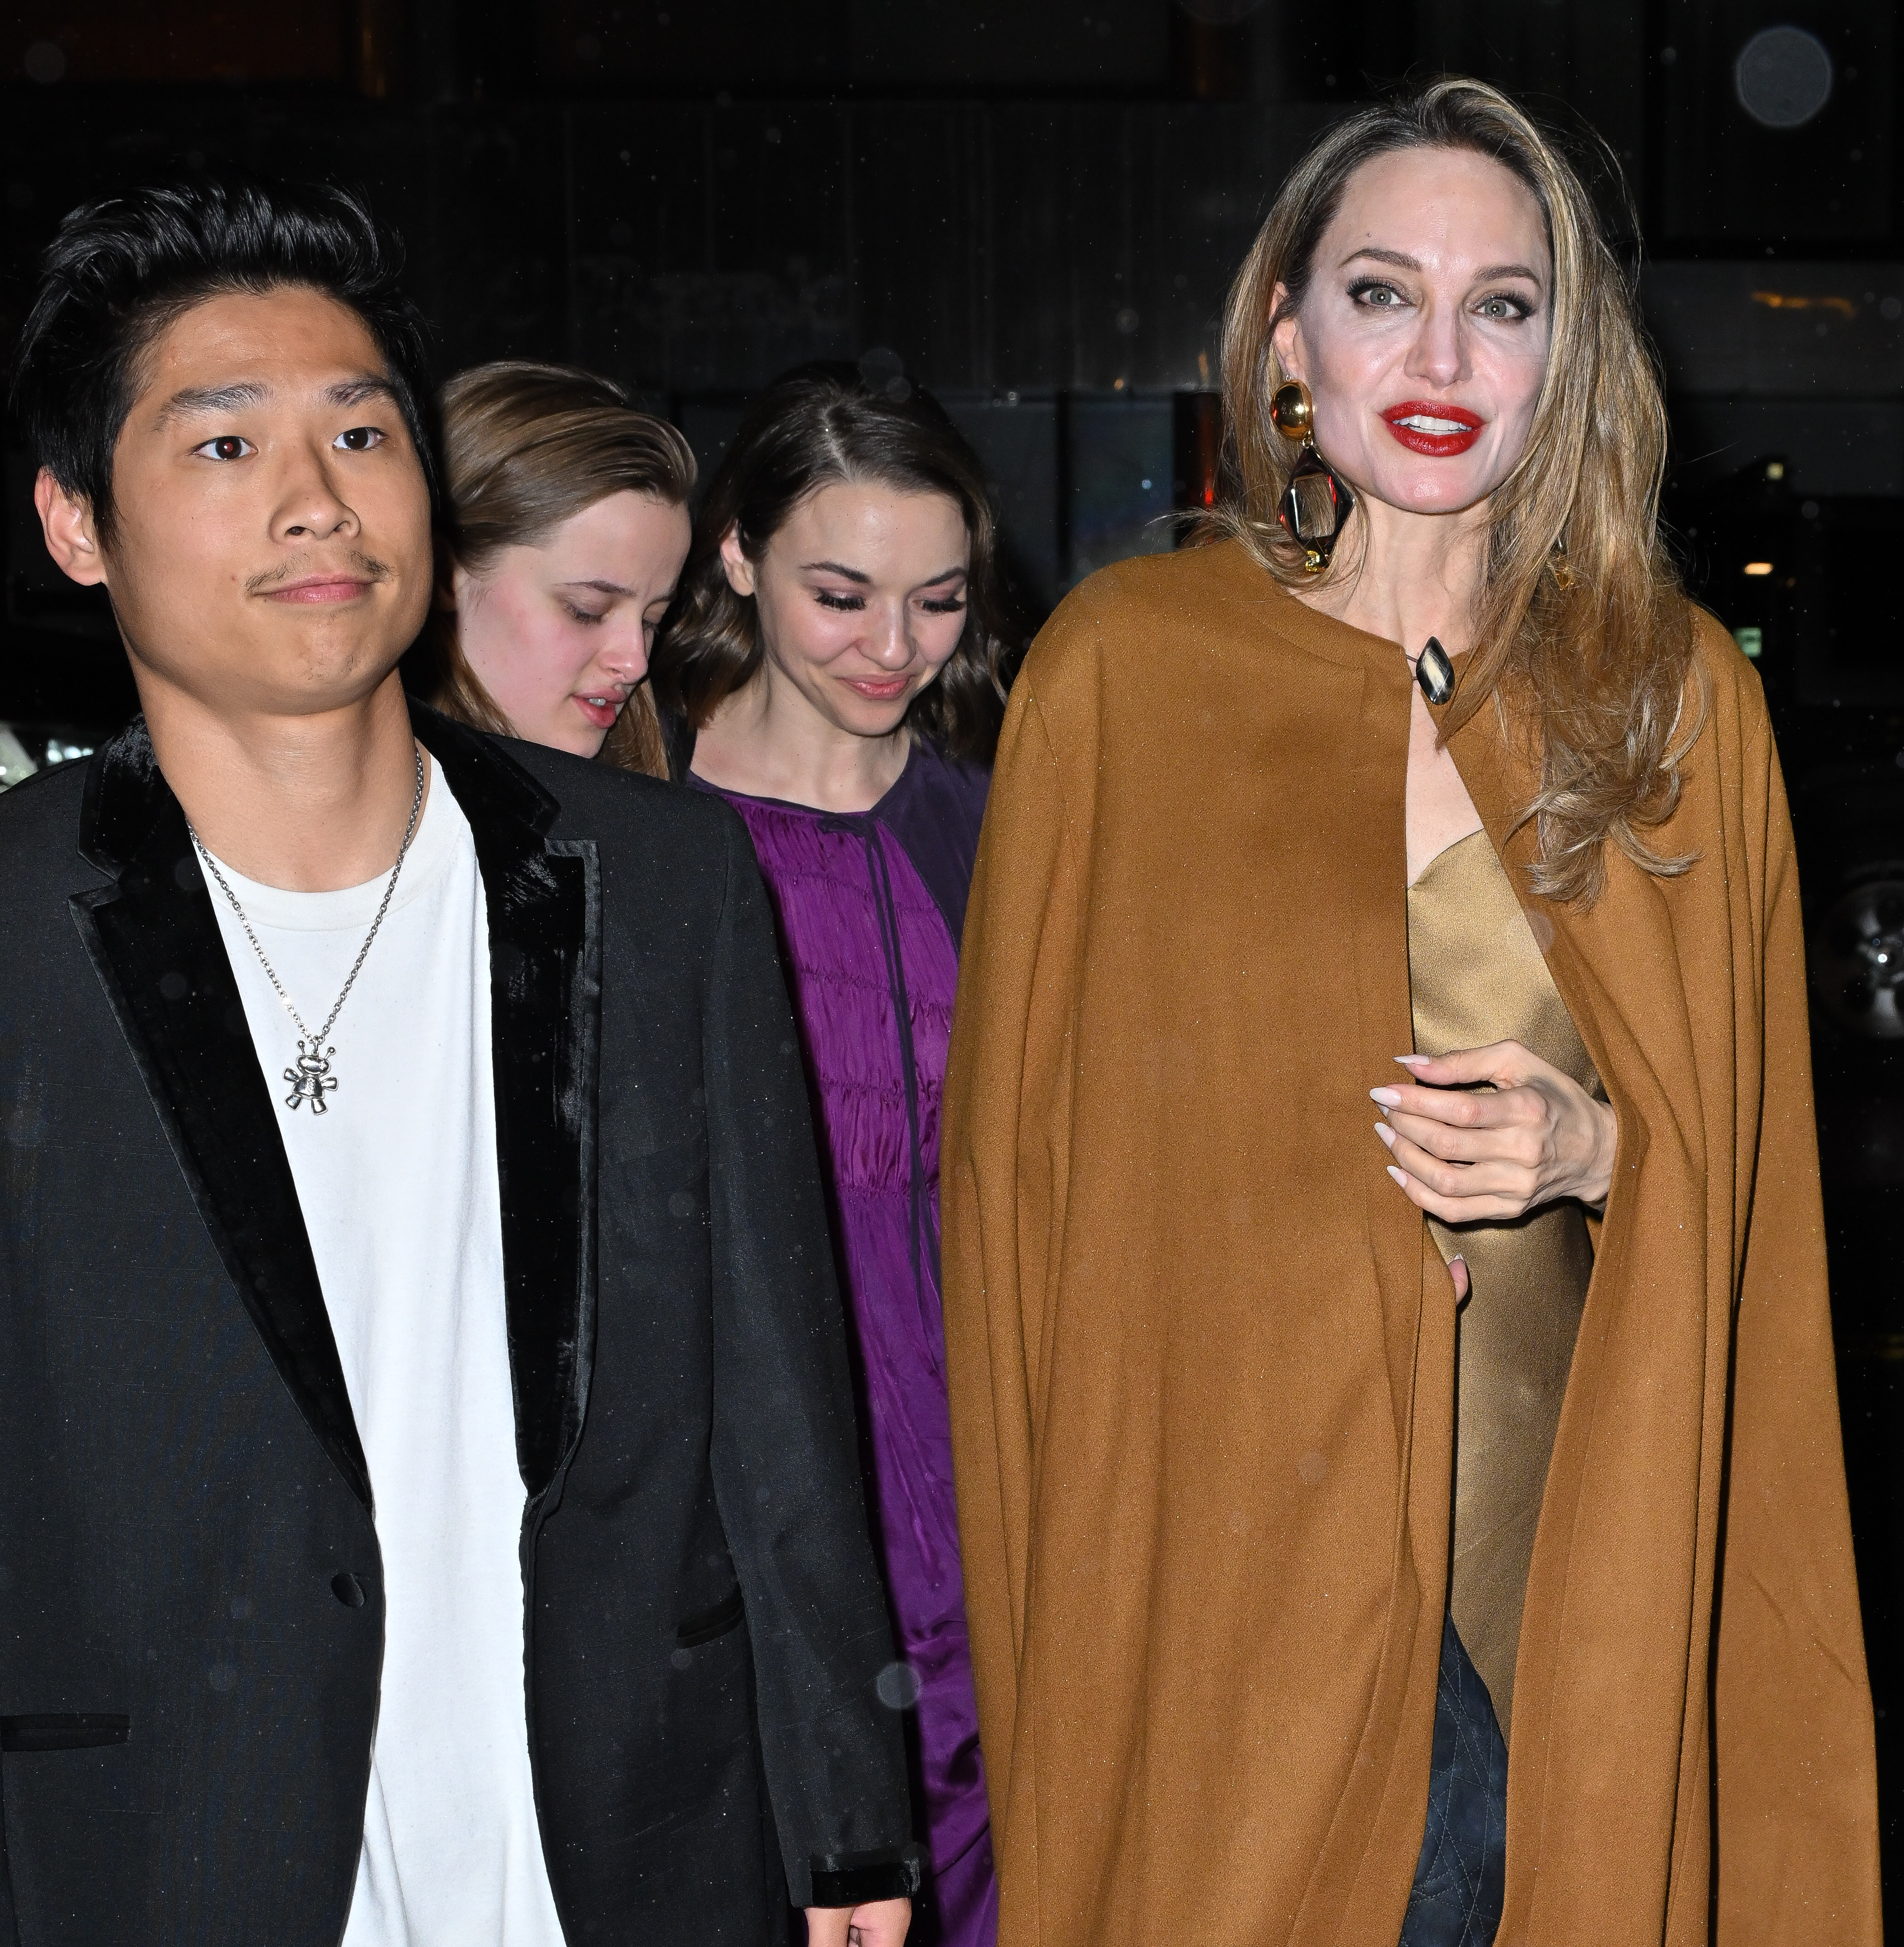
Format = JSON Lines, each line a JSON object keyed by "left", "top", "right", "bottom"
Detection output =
{"left": 1735, "top": 25, "right": 1834, "bottom": 129}
{"left": 875, "top": 1659, "right": 920, "bottom": 1709}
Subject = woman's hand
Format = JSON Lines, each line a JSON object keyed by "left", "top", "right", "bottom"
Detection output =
{"left": 804, "top": 1898, "right": 911, "bottom": 1947}
{"left": 1371, "top": 1040, "right": 1617, "bottom": 1222}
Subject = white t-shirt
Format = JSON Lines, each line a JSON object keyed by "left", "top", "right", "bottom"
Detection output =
{"left": 203, "top": 759, "right": 568, "bottom": 1947}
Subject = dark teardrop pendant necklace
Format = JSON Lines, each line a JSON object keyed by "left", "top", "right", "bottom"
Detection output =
{"left": 1412, "top": 636, "right": 1456, "bottom": 706}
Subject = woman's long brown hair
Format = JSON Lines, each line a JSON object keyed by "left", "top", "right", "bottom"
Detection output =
{"left": 416, "top": 361, "right": 696, "bottom": 778}
{"left": 1210, "top": 77, "right": 1703, "bottom": 904}
{"left": 651, "top": 364, "right": 1010, "bottom": 769}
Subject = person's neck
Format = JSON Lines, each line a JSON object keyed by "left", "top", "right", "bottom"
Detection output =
{"left": 140, "top": 669, "right": 427, "bottom": 893}
{"left": 1291, "top": 496, "right": 1491, "bottom": 662}
{"left": 690, "top": 668, "right": 911, "bottom": 815}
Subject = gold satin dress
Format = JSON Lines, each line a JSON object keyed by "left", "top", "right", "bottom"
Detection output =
{"left": 1407, "top": 829, "right": 1602, "bottom": 1740}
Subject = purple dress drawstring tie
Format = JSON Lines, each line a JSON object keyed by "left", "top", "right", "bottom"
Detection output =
{"left": 695, "top": 742, "right": 997, "bottom": 1947}
{"left": 819, "top": 810, "right": 942, "bottom": 1375}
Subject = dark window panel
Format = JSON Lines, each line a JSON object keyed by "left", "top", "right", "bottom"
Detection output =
{"left": 847, "top": 0, "right": 1169, "bottom": 94}
{"left": 673, "top": 397, "right": 752, "bottom": 486}
{"left": 0, "top": 92, "right": 438, "bottom": 380}
{"left": 1126, "top": 103, "right": 1337, "bottom": 389}
{"left": 538, "top": 0, "right": 1168, "bottom": 96}
{"left": 854, "top": 105, "right": 994, "bottom": 392}
{"left": 11, "top": 2, "right": 346, "bottom": 84}
{"left": 943, "top": 394, "right": 1064, "bottom": 614}
{"left": 1257, "top": 0, "right": 1412, "bottom": 102}
{"left": 1644, "top": 262, "right": 1904, "bottom": 401}
{"left": 567, "top": 103, "right": 855, "bottom": 393}
{"left": 984, "top": 102, "right": 1332, "bottom": 392}
{"left": 424, "top": 110, "right": 575, "bottom": 374}
{"left": 700, "top": 104, "right": 852, "bottom": 278}
{"left": 1068, "top": 393, "right": 1174, "bottom": 581}
{"left": 983, "top": 106, "right": 1083, "bottom": 389}
{"left": 571, "top": 104, "right": 717, "bottom": 283}
{"left": 1665, "top": 402, "right": 1904, "bottom": 499}
{"left": 573, "top": 258, "right": 856, "bottom": 394}
{"left": 538, "top": 0, "right": 848, "bottom": 93}
{"left": 1654, "top": 0, "right": 1893, "bottom": 245}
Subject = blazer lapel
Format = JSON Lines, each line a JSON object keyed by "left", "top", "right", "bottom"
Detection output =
{"left": 69, "top": 720, "right": 371, "bottom": 1508}
{"left": 69, "top": 710, "right": 601, "bottom": 1512}
{"left": 413, "top": 708, "right": 601, "bottom": 1502}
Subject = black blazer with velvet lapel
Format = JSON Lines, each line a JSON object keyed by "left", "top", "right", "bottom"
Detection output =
{"left": 0, "top": 705, "right": 917, "bottom": 1946}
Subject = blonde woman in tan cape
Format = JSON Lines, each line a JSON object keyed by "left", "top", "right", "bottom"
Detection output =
{"left": 941, "top": 78, "right": 1879, "bottom": 1947}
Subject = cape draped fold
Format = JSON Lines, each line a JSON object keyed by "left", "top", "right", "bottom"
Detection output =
{"left": 940, "top": 540, "right": 1879, "bottom": 1947}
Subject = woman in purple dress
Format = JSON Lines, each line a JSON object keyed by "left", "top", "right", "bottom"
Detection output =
{"left": 651, "top": 364, "right": 1007, "bottom": 1947}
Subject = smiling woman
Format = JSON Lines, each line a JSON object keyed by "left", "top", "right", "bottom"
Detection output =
{"left": 650, "top": 363, "right": 1011, "bottom": 1947}
{"left": 413, "top": 362, "right": 695, "bottom": 773}
{"left": 942, "top": 76, "right": 1879, "bottom": 1947}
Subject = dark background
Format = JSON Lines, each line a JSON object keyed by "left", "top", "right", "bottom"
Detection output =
{"left": 4, "top": 0, "right": 1902, "bottom": 1916}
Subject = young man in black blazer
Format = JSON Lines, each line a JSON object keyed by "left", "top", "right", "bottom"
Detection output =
{"left": 1, "top": 177, "right": 916, "bottom": 1946}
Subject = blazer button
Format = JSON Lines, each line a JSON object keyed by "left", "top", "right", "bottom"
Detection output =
{"left": 331, "top": 1572, "right": 367, "bottom": 1608}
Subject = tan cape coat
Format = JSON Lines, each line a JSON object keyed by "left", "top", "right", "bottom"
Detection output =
{"left": 941, "top": 540, "right": 1879, "bottom": 1947}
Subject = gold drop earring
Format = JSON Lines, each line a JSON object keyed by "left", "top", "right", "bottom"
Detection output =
{"left": 1269, "top": 379, "right": 1355, "bottom": 573}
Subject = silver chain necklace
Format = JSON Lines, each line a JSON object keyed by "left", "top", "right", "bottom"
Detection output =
{"left": 191, "top": 746, "right": 427, "bottom": 1116}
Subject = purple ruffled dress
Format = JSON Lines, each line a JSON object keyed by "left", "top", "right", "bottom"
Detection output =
{"left": 694, "top": 741, "right": 997, "bottom": 1947}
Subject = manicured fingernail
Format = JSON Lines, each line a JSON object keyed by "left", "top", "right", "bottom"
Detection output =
{"left": 1370, "top": 1087, "right": 1401, "bottom": 1107}
{"left": 1394, "top": 1054, "right": 1430, "bottom": 1068}
{"left": 1449, "top": 1254, "right": 1465, "bottom": 1269}
{"left": 1374, "top": 1121, "right": 1396, "bottom": 1147}
{"left": 1386, "top": 1165, "right": 1408, "bottom": 1186}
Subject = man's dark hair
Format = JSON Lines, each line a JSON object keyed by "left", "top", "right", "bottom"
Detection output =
{"left": 9, "top": 174, "right": 437, "bottom": 544}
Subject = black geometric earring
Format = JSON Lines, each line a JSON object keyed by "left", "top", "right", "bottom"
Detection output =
{"left": 1270, "top": 379, "right": 1356, "bottom": 574}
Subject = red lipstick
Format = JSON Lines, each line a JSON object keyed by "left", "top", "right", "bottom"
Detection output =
{"left": 1379, "top": 400, "right": 1485, "bottom": 457}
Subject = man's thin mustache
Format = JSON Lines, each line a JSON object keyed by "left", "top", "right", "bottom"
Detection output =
{"left": 245, "top": 552, "right": 394, "bottom": 596}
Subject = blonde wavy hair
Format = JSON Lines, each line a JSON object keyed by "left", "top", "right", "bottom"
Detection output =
{"left": 416, "top": 361, "right": 696, "bottom": 779}
{"left": 1212, "top": 77, "right": 1702, "bottom": 903}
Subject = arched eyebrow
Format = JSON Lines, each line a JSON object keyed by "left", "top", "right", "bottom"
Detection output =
{"left": 798, "top": 561, "right": 968, "bottom": 586}
{"left": 1339, "top": 246, "right": 1543, "bottom": 283}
